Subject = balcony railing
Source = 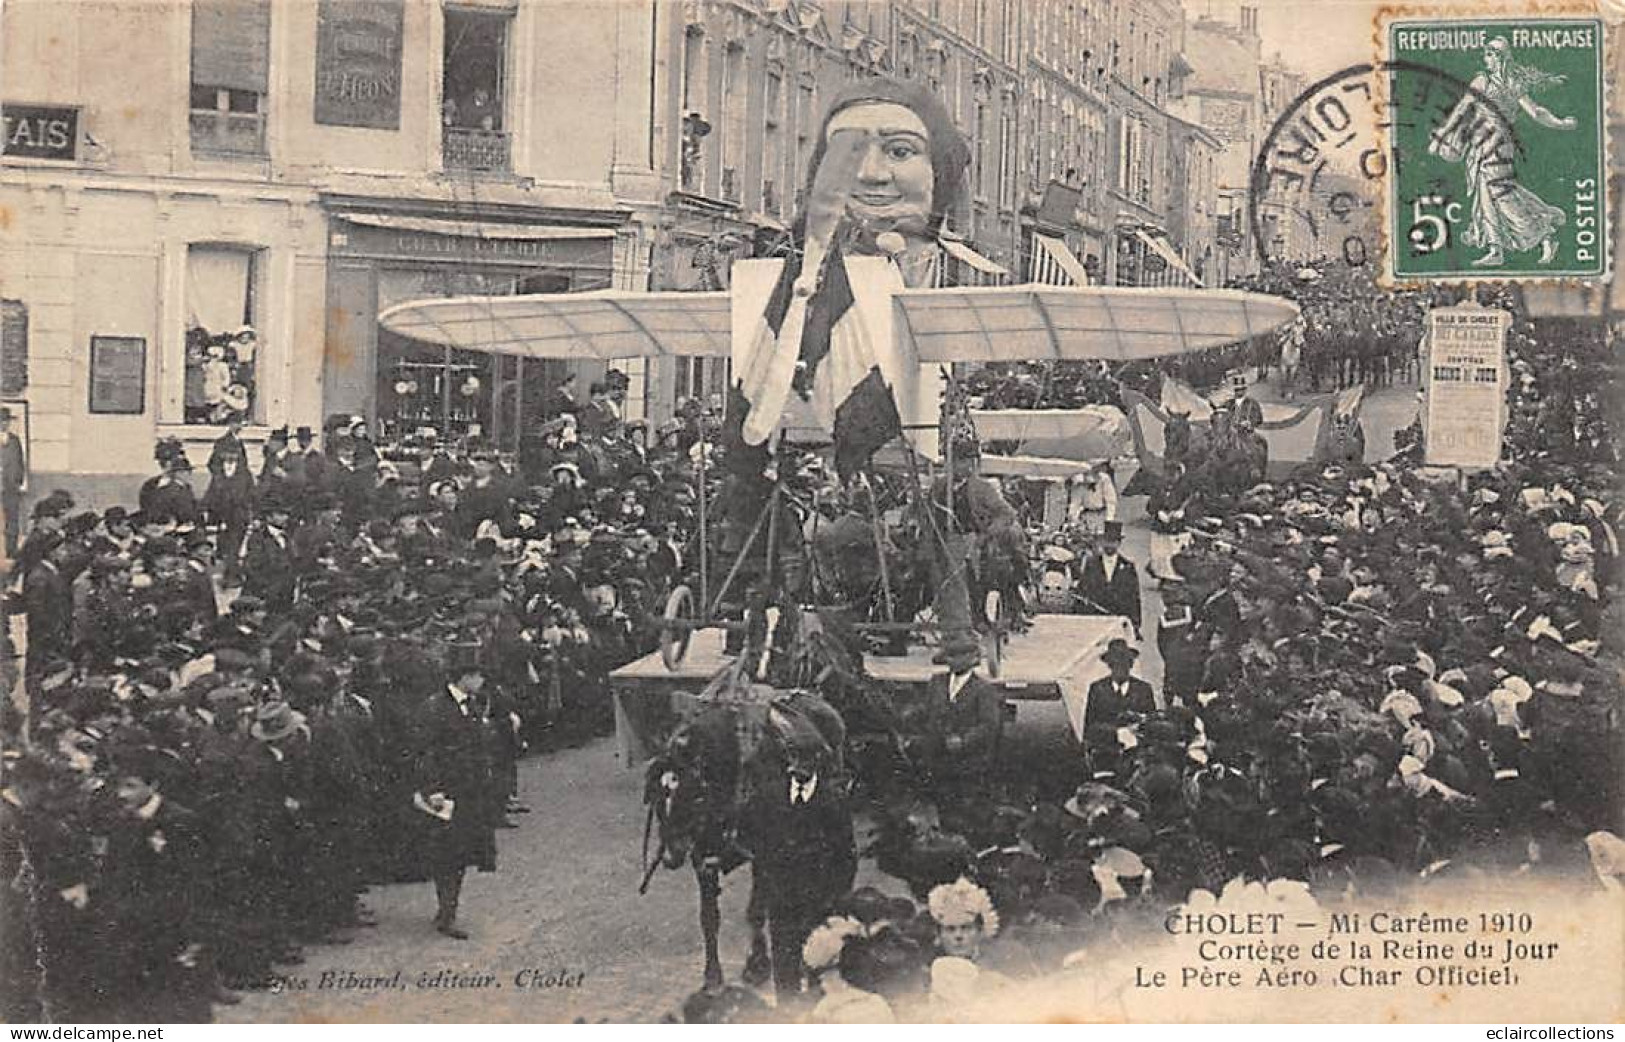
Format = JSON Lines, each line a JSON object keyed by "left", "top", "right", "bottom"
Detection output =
{"left": 443, "top": 127, "right": 511, "bottom": 173}
{"left": 189, "top": 110, "right": 265, "bottom": 157}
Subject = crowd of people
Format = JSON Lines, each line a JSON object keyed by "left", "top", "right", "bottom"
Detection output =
{"left": 826, "top": 297, "right": 1618, "bottom": 1021}
{"left": 0, "top": 390, "right": 719, "bottom": 1021}
{"left": 1229, "top": 262, "right": 1444, "bottom": 392}
{"left": 0, "top": 261, "right": 1618, "bottom": 1023}
{"left": 666, "top": 282, "right": 1621, "bottom": 1023}
{"left": 964, "top": 263, "right": 1442, "bottom": 426}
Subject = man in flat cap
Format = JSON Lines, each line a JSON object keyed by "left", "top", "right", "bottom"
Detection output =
{"left": 905, "top": 631, "right": 1004, "bottom": 823}
{"left": 21, "top": 529, "right": 72, "bottom": 675}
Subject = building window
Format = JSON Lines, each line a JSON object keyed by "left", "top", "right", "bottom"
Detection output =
{"left": 673, "top": 358, "right": 727, "bottom": 410}
{"left": 795, "top": 77, "right": 817, "bottom": 199}
{"left": 719, "top": 43, "right": 745, "bottom": 202}
{"left": 189, "top": 0, "right": 270, "bottom": 157}
{"left": 763, "top": 69, "right": 784, "bottom": 215}
{"left": 184, "top": 245, "right": 263, "bottom": 426}
{"left": 680, "top": 30, "right": 710, "bottom": 192}
{"left": 682, "top": 29, "right": 707, "bottom": 115}
{"left": 971, "top": 102, "right": 987, "bottom": 199}
{"left": 442, "top": 7, "right": 512, "bottom": 172}
{"left": 1000, "top": 0, "right": 1018, "bottom": 65}
{"left": 998, "top": 109, "right": 1016, "bottom": 209}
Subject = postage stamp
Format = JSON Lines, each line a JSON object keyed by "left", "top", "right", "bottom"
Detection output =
{"left": 1385, "top": 16, "right": 1608, "bottom": 280}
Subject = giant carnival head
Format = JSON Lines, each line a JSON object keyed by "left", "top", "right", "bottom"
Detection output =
{"left": 804, "top": 80, "right": 971, "bottom": 253}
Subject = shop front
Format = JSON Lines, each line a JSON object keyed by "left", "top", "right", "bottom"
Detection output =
{"left": 323, "top": 211, "right": 619, "bottom": 451}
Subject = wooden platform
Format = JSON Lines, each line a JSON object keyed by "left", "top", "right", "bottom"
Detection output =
{"left": 611, "top": 613, "right": 1133, "bottom": 764}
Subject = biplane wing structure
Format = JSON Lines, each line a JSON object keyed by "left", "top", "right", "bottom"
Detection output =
{"left": 379, "top": 281, "right": 1298, "bottom": 462}
{"left": 890, "top": 284, "right": 1299, "bottom": 364}
{"left": 377, "top": 290, "right": 733, "bottom": 359}
{"left": 378, "top": 283, "right": 1297, "bottom": 363}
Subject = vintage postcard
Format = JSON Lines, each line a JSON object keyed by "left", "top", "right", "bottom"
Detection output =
{"left": 0, "top": 0, "right": 1620, "bottom": 1027}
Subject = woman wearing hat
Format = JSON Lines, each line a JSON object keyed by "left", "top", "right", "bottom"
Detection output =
{"left": 1067, "top": 462, "right": 1118, "bottom": 537}
{"left": 801, "top": 918, "right": 901, "bottom": 1023}
{"left": 925, "top": 877, "right": 1008, "bottom": 1016}
{"left": 139, "top": 440, "right": 200, "bottom": 527}
{"left": 205, "top": 416, "right": 255, "bottom": 584}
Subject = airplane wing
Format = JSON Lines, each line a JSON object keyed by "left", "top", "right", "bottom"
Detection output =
{"left": 376, "top": 290, "right": 732, "bottom": 359}
{"left": 894, "top": 285, "right": 1299, "bottom": 363}
{"left": 376, "top": 283, "right": 1299, "bottom": 365}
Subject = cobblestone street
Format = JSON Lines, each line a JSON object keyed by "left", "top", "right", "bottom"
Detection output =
{"left": 223, "top": 700, "right": 1088, "bottom": 1023}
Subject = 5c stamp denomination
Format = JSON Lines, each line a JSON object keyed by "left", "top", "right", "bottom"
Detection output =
{"left": 1386, "top": 16, "right": 1607, "bottom": 280}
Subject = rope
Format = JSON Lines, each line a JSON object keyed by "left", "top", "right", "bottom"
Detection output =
{"left": 636, "top": 796, "right": 663, "bottom": 895}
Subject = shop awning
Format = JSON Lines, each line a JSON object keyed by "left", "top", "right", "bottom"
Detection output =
{"left": 378, "top": 290, "right": 730, "bottom": 359}
{"left": 940, "top": 238, "right": 1010, "bottom": 277}
{"left": 334, "top": 212, "right": 617, "bottom": 241}
{"left": 1031, "top": 233, "right": 1091, "bottom": 286}
{"left": 1134, "top": 229, "right": 1204, "bottom": 287}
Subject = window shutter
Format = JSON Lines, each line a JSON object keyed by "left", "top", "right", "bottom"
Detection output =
{"left": 0, "top": 301, "right": 28, "bottom": 399}
{"left": 191, "top": 0, "right": 270, "bottom": 94}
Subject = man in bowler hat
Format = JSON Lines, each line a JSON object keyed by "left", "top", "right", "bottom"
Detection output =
{"left": 1083, "top": 638, "right": 1158, "bottom": 770}
{"left": 413, "top": 645, "right": 499, "bottom": 939}
{"left": 743, "top": 719, "right": 856, "bottom": 1004}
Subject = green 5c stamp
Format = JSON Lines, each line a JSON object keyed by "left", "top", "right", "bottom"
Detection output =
{"left": 1387, "top": 18, "right": 1607, "bottom": 280}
